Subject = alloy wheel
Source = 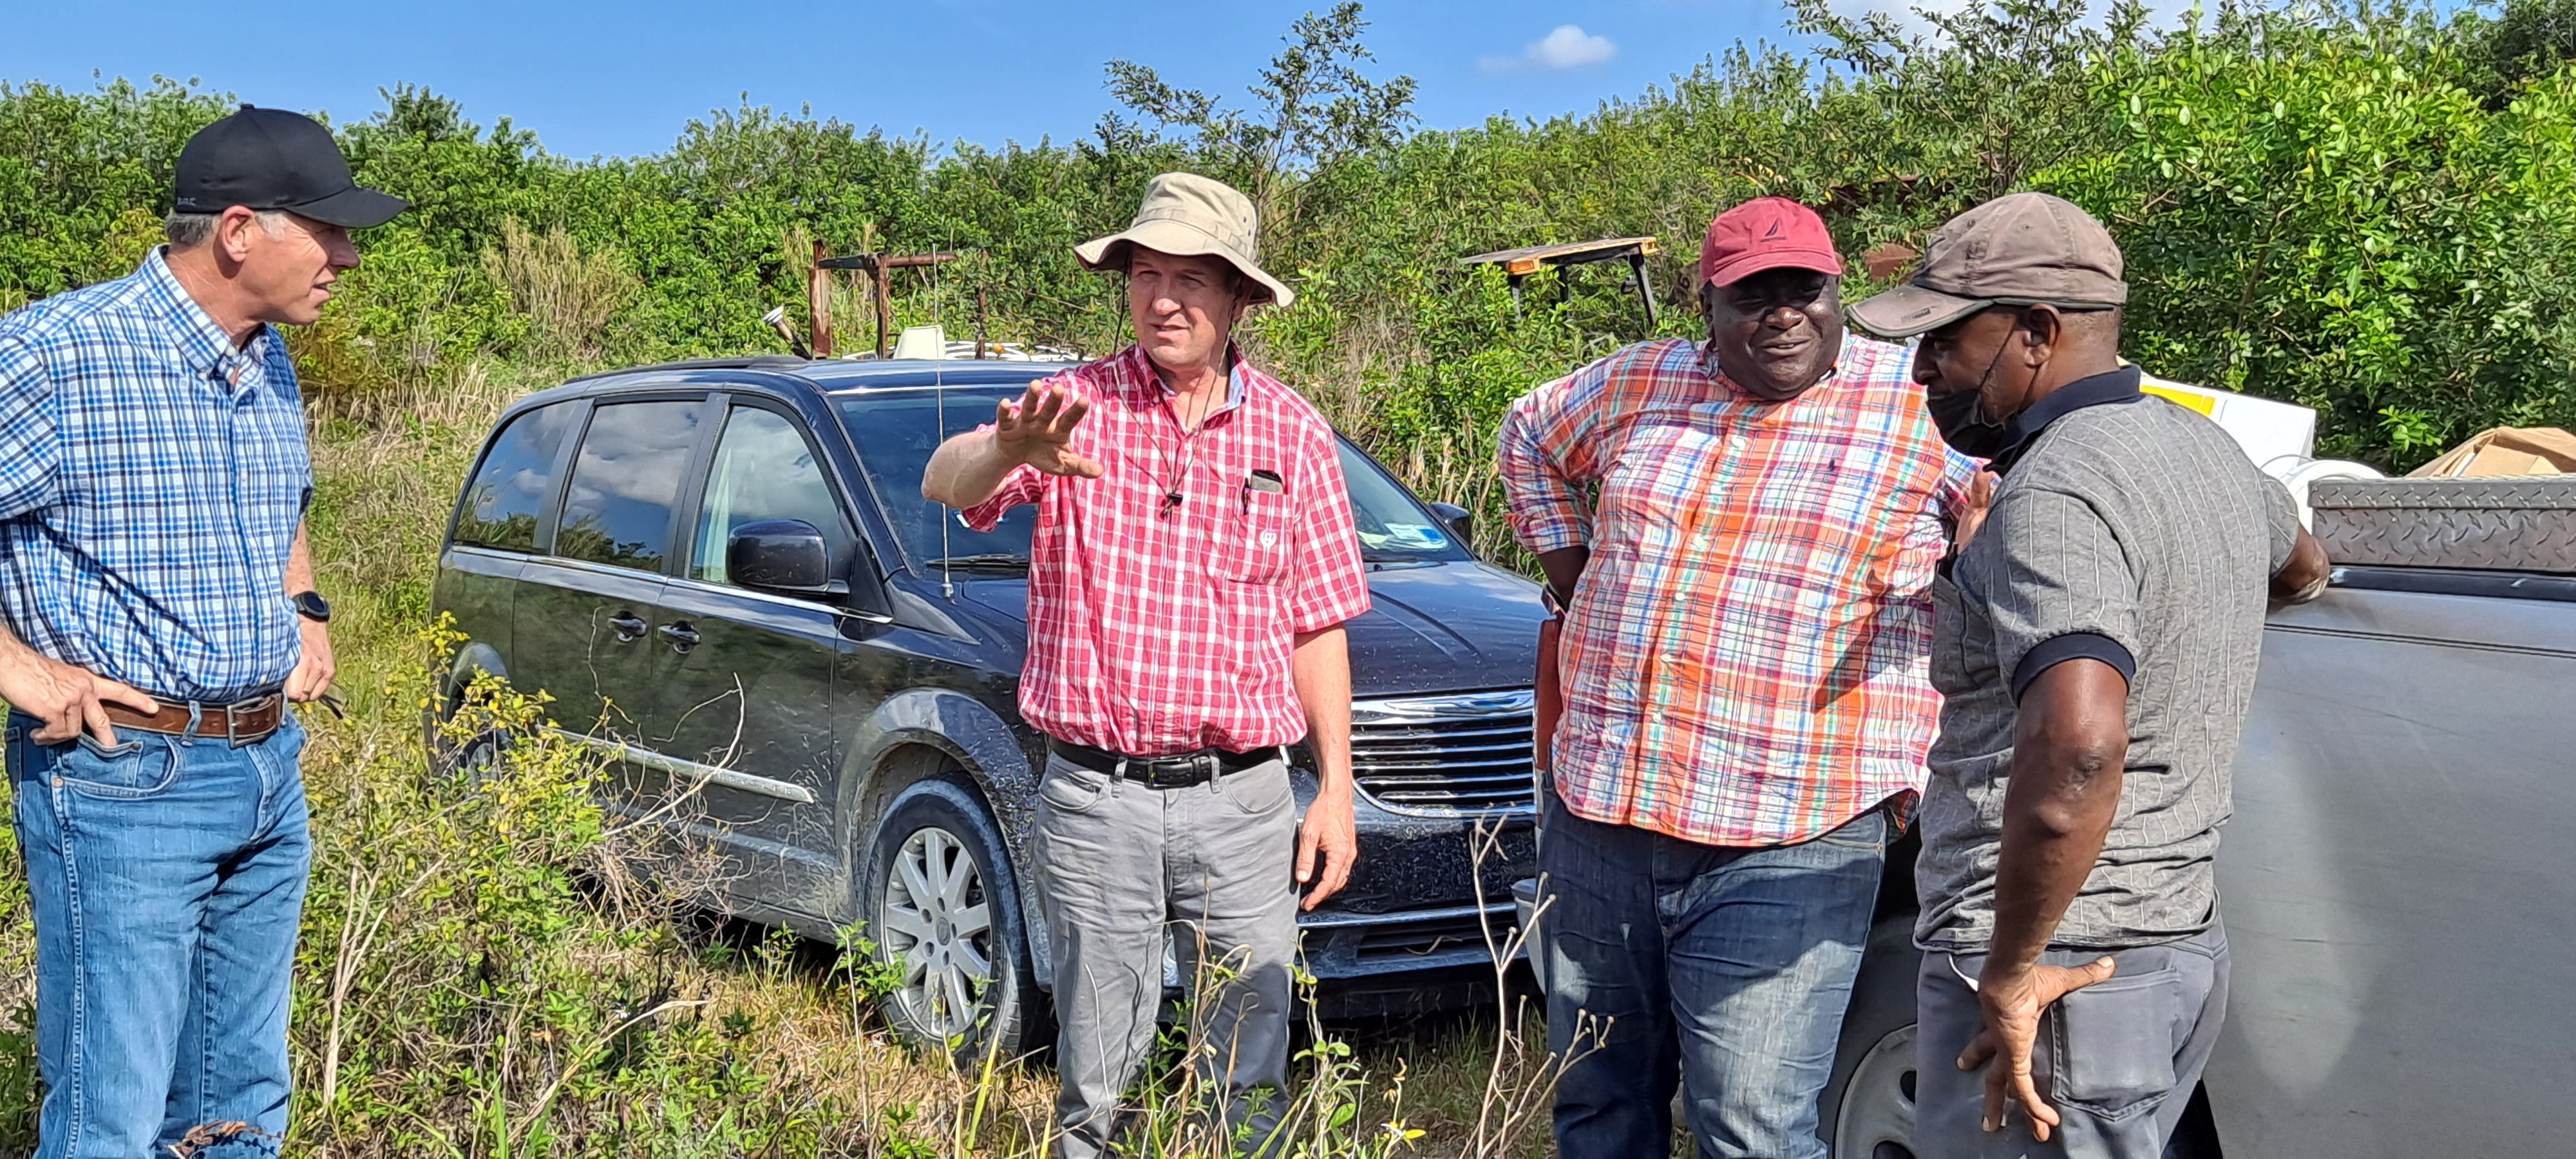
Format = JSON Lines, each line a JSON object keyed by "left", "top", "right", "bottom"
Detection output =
{"left": 1834, "top": 1023, "right": 1920, "bottom": 1159}
{"left": 879, "top": 825, "right": 996, "bottom": 1041}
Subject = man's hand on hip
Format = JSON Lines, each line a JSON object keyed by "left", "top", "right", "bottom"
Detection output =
{"left": 1296, "top": 784, "right": 1357, "bottom": 910}
{"left": 287, "top": 617, "right": 335, "bottom": 703}
{"left": 0, "top": 642, "right": 157, "bottom": 746}
{"left": 1958, "top": 954, "right": 2119, "bottom": 1141}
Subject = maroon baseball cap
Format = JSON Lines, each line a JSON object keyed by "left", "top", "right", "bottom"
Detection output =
{"left": 1700, "top": 197, "right": 1843, "bottom": 287}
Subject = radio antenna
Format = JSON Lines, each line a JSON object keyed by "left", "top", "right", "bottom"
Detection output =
{"left": 933, "top": 220, "right": 956, "bottom": 601}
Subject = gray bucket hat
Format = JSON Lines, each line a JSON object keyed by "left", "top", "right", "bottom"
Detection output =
{"left": 1074, "top": 172, "right": 1294, "bottom": 308}
{"left": 1847, "top": 191, "right": 2126, "bottom": 339}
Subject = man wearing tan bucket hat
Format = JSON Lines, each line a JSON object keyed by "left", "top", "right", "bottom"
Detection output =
{"left": 1848, "top": 192, "right": 2327, "bottom": 1159}
{"left": 923, "top": 173, "right": 1367, "bottom": 1158}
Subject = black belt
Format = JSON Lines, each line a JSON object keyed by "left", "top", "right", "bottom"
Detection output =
{"left": 1047, "top": 738, "right": 1278, "bottom": 789}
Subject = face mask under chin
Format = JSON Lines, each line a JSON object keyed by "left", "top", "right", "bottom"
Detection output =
{"left": 1926, "top": 386, "right": 2014, "bottom": 459}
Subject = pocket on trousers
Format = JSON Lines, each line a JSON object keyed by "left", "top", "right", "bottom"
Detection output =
{"left": 55, "top": 733, "right": 183, "bottom": 800}
{"left": 1038, "top": 766, "right": 1108, "bottom": 816}
{"left": 2048, "top": 966, "right": 2186, "bottom": 1122}
{"left": 1226, "top": 760, "right": 1291, "bottom": 816}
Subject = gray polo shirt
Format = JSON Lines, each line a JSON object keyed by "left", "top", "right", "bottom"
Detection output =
{"left": 1916, "top": 367, "right": 2300, "bottom": 952}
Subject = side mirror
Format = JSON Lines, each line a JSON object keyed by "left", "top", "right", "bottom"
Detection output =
{"left": 727, "top": 519, "right": 837, "bottom": 594}
{"left": 1427, "top": 502, "right": 1474, "bottom": 546}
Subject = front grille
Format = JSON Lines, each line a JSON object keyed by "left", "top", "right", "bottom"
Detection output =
{"left": 1350, "top": 910, "right": 1517, "bottom": 966}
{"left": 1349, "top": 690, "right": 1538, "bottom": 814}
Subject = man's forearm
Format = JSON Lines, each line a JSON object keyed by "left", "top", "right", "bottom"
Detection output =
{"left": 922, "top": 430, "right": 1017, "bottom": 510}
{"left": 1292, "top": 626, "right": 1353, "bottom": 792}
{"left": 1537, "top": 547, "right": 1589, "bottom": 605}
{"left": 1988, "top": 659, "right": 2130, "bottom": 969}
{"left": 285, "top": 523, "right": 314, "bottom": 594}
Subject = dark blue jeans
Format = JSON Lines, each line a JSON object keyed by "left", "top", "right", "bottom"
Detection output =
{"left": 7, "top": 710, "right": 310, "bottom": 1159}
{"left": 1541, "top": 791, "right": 1889, "bottom": 1159}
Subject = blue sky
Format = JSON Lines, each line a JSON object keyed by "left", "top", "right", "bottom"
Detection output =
{"left": 4, "top": 0, "right": 1834, "bottom": 159}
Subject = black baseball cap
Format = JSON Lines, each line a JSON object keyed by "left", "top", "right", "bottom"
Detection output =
{"left": 173, "top": 104, "right": 408, "bottom": 229}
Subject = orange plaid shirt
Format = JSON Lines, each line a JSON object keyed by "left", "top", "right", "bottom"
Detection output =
{"left": 1499, "top": 336, "right": 1975, "bottom": 847}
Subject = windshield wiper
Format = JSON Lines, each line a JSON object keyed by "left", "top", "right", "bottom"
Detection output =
{"left": 925, "top": 553, "right": 1031, "bottom": 573}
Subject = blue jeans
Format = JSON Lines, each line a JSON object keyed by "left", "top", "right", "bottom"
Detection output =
{"left": 7, "top": 710, "right": 311, "bottom": 1159}
{"left": 1541, "top": 791, "right": 1889, "bottom": 1159}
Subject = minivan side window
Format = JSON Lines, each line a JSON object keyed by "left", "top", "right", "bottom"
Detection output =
{"left": 555, "top": 399, "right": 705, "bottom": 572}
{"left": 454, "top": 402, "right": 580, "bottom": 551}
{"left": 690, "top": 406, "right": 850, "bottom": 585}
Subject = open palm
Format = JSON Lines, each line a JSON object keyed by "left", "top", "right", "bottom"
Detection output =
{"left": 995, "top": 384, "right": 1104, "bottom": 478}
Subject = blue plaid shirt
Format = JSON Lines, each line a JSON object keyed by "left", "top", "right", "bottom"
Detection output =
{"left": 0, "top": 249, "right": 314, "bottom": 703}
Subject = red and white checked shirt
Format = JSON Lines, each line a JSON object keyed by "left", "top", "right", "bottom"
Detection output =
{"left": 963, "top": 344, "right": 1372, "bottom": 757}
{"left": 1499, "top": 335, "right": 1977, "bottom": 847}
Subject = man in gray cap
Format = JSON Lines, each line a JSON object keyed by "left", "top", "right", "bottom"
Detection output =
{"left": 922, "top": 173, "right": 1368, "bottom": 1157}
{"left": 0, "top": 105, "right": 403, "bottom": 1157}
{"left": 1848, "top": 192, "right": 2328, "bottom": 1159}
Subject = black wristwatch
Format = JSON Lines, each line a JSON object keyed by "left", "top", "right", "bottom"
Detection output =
{"left": 292, "top": 590, "right": 332, "bottom": 624}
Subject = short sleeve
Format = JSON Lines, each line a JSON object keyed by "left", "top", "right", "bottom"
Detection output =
{"left": 0, "top": 335, "right": 62, "bottom": 522}
{"left": 1984, "top": 485, "right": 2141, "bottom": 701}
{"left": 1286, "top": 432, "right": 1372, "bottom": 633}
{"left": 954, "top": 368, "right": 1087, "bottom": 532}
{"left": 957, "top": 458, "right": 1045, "bottom": 532}
{"left": 2262, "top": 476, "right": 2301, "bottom": 576}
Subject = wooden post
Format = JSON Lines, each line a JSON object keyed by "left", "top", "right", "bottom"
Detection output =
{"left": 873, "top": 267, "right": 893, "bottom": 359}
{"left": 808, "top": 239, "right": 833, "bottom": 358}
{"left": 1627, "top": 250, "right": 1658, "bottom": 333}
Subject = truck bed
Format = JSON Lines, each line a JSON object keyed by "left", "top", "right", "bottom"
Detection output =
{"left": 2206, "top": 567, "right": 2576, "bottom": 1154}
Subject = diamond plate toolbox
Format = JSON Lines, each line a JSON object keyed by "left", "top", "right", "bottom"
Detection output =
{"left": 2308, "top": 476, "right": 2576, "bottom": 572}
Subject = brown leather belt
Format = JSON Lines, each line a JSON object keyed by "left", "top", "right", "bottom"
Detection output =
{"left": 104, "top": 693, "right": 285, "bottom": 744}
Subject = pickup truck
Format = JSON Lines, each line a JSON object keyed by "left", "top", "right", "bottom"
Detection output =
{"left": 1817, "top": 391, "right": 2576, "bottom": 1155}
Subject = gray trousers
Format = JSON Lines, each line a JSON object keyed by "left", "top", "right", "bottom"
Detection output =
{"left": 1034, "top": 751, "right": 1298, "bottom": 1159}
{"left": 1916, "top": 922, "right": 2230, "bottom": 1159}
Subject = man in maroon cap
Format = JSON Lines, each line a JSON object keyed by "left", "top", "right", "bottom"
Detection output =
{"left": 1499, "top": 198, "right": 1980, "bottom": 1157}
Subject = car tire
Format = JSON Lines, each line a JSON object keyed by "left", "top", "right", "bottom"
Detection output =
{"left": 430, "top": 695, "right": 511, "bottom": 780}
{"left": 1824, "top": 914, "right": 1926, "bottom": 1159}
{"left": 859, "top": 776, "right": 1046, "bottom": 1068}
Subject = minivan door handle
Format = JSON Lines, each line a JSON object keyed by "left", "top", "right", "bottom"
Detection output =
{"left": 607, "top": 612, "right": 647, "bottom": 641}
{"left": 658, "top": 621, "right": 700, "bottom": 652}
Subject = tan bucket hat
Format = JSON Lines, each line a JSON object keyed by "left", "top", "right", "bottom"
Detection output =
{"left": 1074, "top": 172, "right": 1294, "bottom": 308}
{"left": 1847, "top": 191, "right": 2126, "bottom": 339}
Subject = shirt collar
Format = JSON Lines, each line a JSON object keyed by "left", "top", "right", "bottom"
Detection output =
{"left": 1991, "top": 364, "right": 2143, "bottom": 474}
{"left": 138, "top": 247, "right": 270, "bottom": 388}
{"left": 1126, "top": 342, "right": 1250, "bottom": 417}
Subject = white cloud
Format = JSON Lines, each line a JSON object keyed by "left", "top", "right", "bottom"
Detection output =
{"left": 1479, "top": 24, "right": 1619, "bottom": 75}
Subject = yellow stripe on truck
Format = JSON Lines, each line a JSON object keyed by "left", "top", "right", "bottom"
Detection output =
{"left": 2141, "top": 383, "right": 2218, "bottom": 415}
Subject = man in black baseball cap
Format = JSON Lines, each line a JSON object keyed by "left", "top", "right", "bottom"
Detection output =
{"left": 175, "top": 103, "right": 408, "bottom": 227}
{"left": 0, "top": 104, "right": 399, "bottom": 1158}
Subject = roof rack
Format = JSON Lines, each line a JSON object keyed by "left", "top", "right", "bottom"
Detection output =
{"left": 562, "top": 355, "right": 813, "bottom": 384}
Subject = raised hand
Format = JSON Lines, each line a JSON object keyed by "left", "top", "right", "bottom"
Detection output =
{"left": 1958, "top": 955, "right": 2119, "bottom": 1141}
{"left": 994, "top": 384, "right": 1104, "bottom": 479}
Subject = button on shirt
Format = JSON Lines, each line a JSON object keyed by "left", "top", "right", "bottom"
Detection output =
{"left": 1499, "top": 335, "right": 1977, "bottom": 847}
{"left": 1915, "top": 368, "right": 2302, "bottom": 952}
{"left": 962, "top": 345, "right": 1372, "bottom": 757}
{"left": 0, "top": 249, "right": 314, "bottom": 703}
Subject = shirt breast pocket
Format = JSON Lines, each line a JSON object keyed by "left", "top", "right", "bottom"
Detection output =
{"left": 1221, "top": 489, "right": 1294, "bottom": 586}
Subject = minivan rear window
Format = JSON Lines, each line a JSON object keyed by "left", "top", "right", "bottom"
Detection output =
{"left": 454, "top": 402, "right": 580, "bottom": 552}
{"left": 556, "top": 399, "right": 706, "bottom": 573}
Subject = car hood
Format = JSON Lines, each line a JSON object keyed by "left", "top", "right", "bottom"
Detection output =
{"left": 958, "top": 560, "right": 1546, "bottom": 698}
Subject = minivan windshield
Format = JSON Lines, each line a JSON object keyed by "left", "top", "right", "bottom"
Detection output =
{"left": 837, "top": 382, "right": 1470, "bottom": 571}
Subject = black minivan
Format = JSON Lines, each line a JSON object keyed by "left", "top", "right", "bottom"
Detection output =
{"left": 427, "top": 355, "right": 1548, "bottom": 1059}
